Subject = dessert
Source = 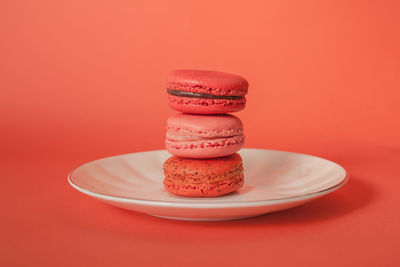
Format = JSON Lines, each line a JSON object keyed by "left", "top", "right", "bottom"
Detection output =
{"left": 163, "top": 69, "right": 248, "bottom": 197}
{"left": 165, "top": 113, "right": 245, "bottom": 158}
{"left": 167, "top": 69, "right": 248, "bottom": 114}
{"left": 163, "top": 153, "right": 244, "bottom": 197}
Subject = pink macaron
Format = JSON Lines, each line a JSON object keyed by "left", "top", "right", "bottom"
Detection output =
{"left": 165, "top": 113, "right": 245, "bottom": 158}
{"left": 167, "top": 69, "right": 248, "bottom": 114}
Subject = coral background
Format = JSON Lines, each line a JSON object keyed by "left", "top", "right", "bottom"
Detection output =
{"left": 1, "top": 0, "right": 399, "bottom": 266}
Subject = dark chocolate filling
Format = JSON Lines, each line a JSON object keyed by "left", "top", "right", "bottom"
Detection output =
{"left": 167, "top": 89, "right": 244, "bottom": 100}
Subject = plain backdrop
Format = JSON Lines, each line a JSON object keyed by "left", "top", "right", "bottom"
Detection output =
{"left": 1, "top": 0, "right": 399, "bottom": 266}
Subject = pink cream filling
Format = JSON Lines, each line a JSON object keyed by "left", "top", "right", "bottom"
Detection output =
{"left": 166, "top": 135, "right": 245, "bottom": 149}
{"left": 166, "top": 125, "right": 245, "bottom": 148}
{"left": 166, "top": 133, "right": 221, "bottom": 141}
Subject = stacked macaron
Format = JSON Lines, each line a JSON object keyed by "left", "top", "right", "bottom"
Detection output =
{"left": 163, "top": 70, "right": 248, "bottom": 197}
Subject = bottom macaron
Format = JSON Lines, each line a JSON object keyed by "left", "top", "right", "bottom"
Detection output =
{"left": 163, "top": 153, "right": 244, "bottom": 197}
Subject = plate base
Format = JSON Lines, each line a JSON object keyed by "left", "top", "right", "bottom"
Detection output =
{"left": 149, "top": 214, "right": 256, "bottom": 221}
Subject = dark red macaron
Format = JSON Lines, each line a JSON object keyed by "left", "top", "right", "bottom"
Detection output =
{"left": 167, "top": 69, "right": 248, "bottom": 114}
{"left": 163, "top": 153, "right": 244, "bottom": 197}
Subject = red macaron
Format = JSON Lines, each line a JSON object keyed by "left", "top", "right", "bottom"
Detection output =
{"left": 163, "top": 153, "right": 244, "bottom": 197}
{"left": 167, "top": 69, "right": 248, "bottom": 114}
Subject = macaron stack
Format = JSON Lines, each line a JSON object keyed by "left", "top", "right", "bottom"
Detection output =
{"left": 163, "top": 70, "right": 249, "bottom": 197}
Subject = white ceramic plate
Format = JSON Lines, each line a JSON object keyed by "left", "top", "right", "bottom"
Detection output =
{"left": 68, "top": 149, "right": 348, "bottom": 221}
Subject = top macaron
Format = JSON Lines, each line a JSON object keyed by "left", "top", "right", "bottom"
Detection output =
{"left": 167, "top": 69, "right": 248, "bottom": 114}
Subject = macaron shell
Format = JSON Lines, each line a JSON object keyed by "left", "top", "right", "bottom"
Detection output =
{"left": 164, "top": 174, "right": 244, "bottom": 197}
{"left": 168, "top": 94, "right": 246, "bottom": 114}
{"left": 163, "top": 154, "right": 244, "bottom": 197}
{"left": 167, "top": 69, "right": 248, "bottom": 96}
{"left": 167, "top": 113, "right": 243, "bottom": 134}
{"left": 166, "top": 135, "right": 245, "bottom": 158}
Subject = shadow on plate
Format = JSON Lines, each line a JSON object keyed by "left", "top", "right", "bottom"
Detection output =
{"left": 225, "top": 175, "right": 375, "bottom": 225}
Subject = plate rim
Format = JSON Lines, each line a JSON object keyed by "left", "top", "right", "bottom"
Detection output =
{"left": 68, "top": 148, "right": 349, "bottom": 208}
